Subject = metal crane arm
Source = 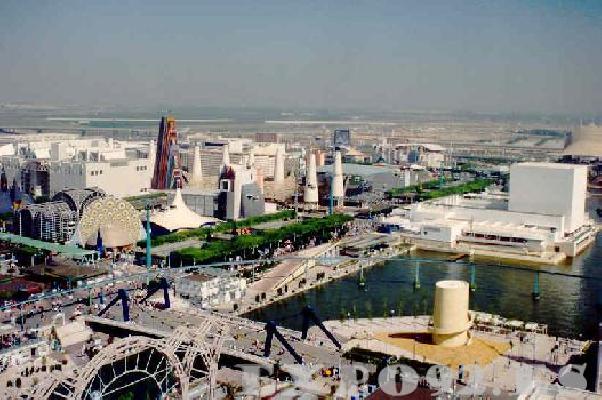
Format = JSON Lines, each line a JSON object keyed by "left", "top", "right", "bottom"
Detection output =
{"left": 97, "top": 288, "right": 130, "bottom": 322}
{"left": 301, "top": 306, "right": 341, "bottom": 349}
{"left": 264, "top": 321, "right": 303, "bottom": 364}
{"left": 140, "top": 277, "right": 171, "bottom": 308}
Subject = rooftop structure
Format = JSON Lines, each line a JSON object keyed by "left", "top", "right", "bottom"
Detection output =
{"left": 175, "top": 268, "right": 246, "bottom": 308}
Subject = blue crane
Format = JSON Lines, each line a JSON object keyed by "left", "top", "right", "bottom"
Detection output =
{"left": 140, "top": 277, "right": 171, "bottom": 309}
{"left": 300, "top": 305, "right": 342, "bottom": 349}
{"left": 98, "top": 288, "right": 130, "bottom": 322}
{"left": 97, "top": 278, "right": 171, "bottom": 322}
{"left": 264, "top": 320, "right": 303, "bottom": 364}
{"left": 263, "top": 305, "right": 341, "bottom": 364}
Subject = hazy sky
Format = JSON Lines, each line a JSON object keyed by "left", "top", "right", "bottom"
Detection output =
{"left": 1, "top": 0, "right": 601, "bottom": 114}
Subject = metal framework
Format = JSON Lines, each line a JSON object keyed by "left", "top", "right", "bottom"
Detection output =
{"left": 151, "top": 116, "right": 181, "bottom": 190}
{"left": 16, "top": 187, "right": 106, "bottom": 243}
{"left": 20, "top": 322, "right": 228, "bottom": 400}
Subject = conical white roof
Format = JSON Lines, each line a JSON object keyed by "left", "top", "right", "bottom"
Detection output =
{"left": 150, "top": 188, "right": 220, "bottom": 231}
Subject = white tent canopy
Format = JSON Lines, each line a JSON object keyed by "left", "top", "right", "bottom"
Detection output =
{"left": 150, "top": 188, "right": 220, "bottom": 232}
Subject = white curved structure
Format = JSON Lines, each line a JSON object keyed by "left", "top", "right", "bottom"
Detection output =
{"left": 76, "top": 196, "right": 141, "bottom": 248}
{"left": 432, "top": 280, "right": 471, "bottom": 347}
{"left": 39, "top": 323, "right": 227, "bottom": 400}
{"left": 304, "top": 152, "right": 319, "bottom": 204}
{"left": 274, "top": 146, "right": 285, "bottom": 182}
{"left": 332, "top": 150, "right": 344, "bottom": 201}
{"left": 151, "top": 188, "right": 220, "bottom": 232}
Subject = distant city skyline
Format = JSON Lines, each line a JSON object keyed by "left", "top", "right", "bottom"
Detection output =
{"left": 1, "top": 0, "right": 601, "bottom": 115}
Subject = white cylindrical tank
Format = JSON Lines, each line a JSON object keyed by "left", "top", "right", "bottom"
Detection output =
{"left": 304, "top": 153, "right": 319, "bottom": 204}
{"left": 332, "top": 150, "right": 344, "bottom": 200}
{"left": 432, "top": 280, "right": 471, "bottom": 347}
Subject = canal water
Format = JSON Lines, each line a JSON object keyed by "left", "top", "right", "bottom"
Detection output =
{"left": 247, "top": 201, "right": 602, "bottom": 340}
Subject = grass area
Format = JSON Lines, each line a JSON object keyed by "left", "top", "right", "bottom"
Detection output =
{"left": 147, "top": 209, "right": 297, "bottom": 247}
{"left": 172, "top": 213, "right": 352, "bottom": 265}
{"left": 388, "top": 178, "right": 493, "bottom": 200}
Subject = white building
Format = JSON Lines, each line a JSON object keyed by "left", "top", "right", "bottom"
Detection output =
{"left": 0, "top": 137, "right": 153, "bottom": 198}
{"left": 395, "top": 144, "right": 446, "bottom": 168}
{"left": 175, "top": 269, "right": 247, "bottom": 309}
{"left": 189, "top": 138, "right": 286, "bottom": 180}
{"left": 508, "top": 162, "right": 587, "bottom": 233}
{"left": 381, "top": 163, "right": 597, "bottom": 261}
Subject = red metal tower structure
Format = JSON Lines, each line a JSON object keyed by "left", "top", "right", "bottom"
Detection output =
{"left": 151, "top": 116, "right": 181, "bottom": 189}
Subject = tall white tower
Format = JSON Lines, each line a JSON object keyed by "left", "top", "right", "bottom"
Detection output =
{"left": 274, "top": 145, "right": 285, "bottom": 182}
{"left": 221, "top": 144, "right": 230, "bottom": 171}
{"left": 304, "top": 152, "right": 319, "bottom": 204}
{"left": 190, "top": 145, "right": 203, "bottom": 183}
{"left": 247, "top": 148, "right": 256, "bottom": 182}
{"left": 248, "top": 149, "right": 255, "bottom": 168}
{"left": 332, "top": 150, "right": 344, "bottom": 202}
{"left": 148, "top": 139, "right": 156, "bottom": 170}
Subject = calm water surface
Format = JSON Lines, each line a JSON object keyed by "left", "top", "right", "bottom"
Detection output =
{"left": 247, "top": 201, "right": 602, "bottom": 339}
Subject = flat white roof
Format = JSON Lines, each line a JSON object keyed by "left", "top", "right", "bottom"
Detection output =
{"left": 512, "top": 162, "right": 587, "bottom": 170}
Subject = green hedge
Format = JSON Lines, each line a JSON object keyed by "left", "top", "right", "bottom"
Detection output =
{"left": 173, "top": 213, "right": 352, "bottom": 265}
{"left": 388, "top": 178, "right": 492, "bottom": 200}
{"left": 418, "top": 178, "right": 493, "bottom": 200}
{"left": 147, "top": 209, "right": 297, "bottom": 247}
{"left": 388, "top": 179, "right": 440, "bottom": 197}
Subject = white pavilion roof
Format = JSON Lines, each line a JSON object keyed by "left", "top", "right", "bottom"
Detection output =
{"left": 151, "top": 188, "right": 220, "bottom": 231}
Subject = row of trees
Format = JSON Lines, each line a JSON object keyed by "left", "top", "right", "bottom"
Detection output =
{"left": 388, "top": 178, "right": 492, "bottom": 200}
{"left": 147, "top": 209, "right": 296, "bottom": 247}
{"left": 173, "top": 213, "right": 352, "bottom": 265}
{"left": 417, "top": 178, "right": 493, "bottom": 200}
{"left": 388, "top": 180, "right": 440, "bottom": 197}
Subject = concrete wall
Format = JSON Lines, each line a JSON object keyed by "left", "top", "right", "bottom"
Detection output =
{"left": 509, "top": 163, "right": 587, "bottom": 233}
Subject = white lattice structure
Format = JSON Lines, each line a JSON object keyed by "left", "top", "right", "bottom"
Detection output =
{"left": 2, "top": 322, "right": 228, "bottom": 400}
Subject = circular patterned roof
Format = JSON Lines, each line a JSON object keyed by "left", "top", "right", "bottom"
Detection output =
{"left": 77, "top": 196, "right": 141, "bottom": 247}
